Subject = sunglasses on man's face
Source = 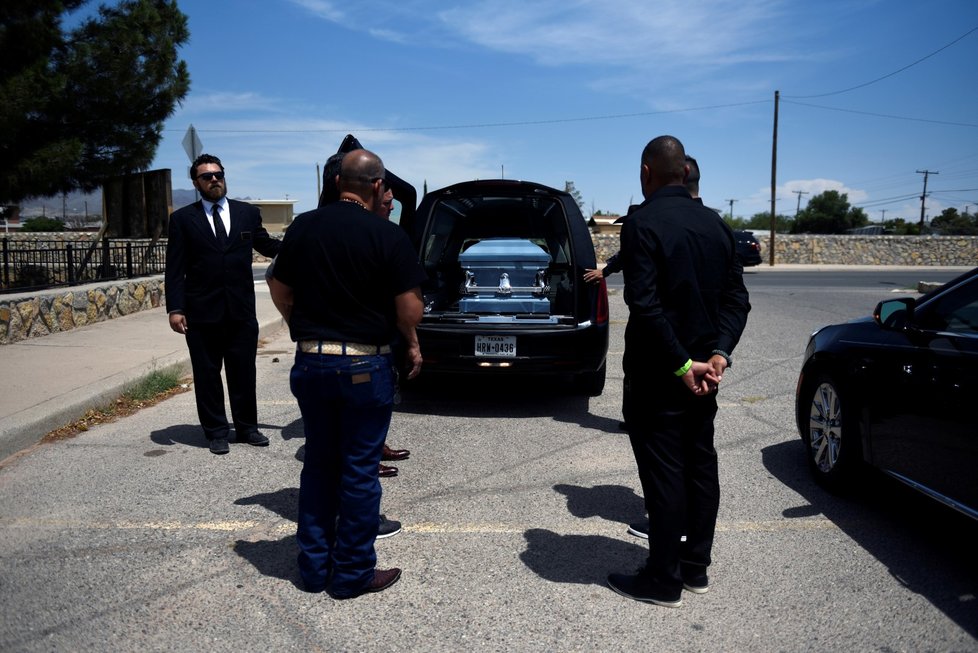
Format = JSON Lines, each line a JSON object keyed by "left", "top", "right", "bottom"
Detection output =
{"left": 196, "top": 171, "right": 225, "bottom": 181}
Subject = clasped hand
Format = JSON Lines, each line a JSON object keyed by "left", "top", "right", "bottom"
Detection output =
{"left": 683, "top": 354, "right": 729, "bottom": 395}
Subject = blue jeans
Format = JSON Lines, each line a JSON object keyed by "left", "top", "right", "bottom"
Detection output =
{"left": 289, "top": 351, "right": 395, "bottom": 595}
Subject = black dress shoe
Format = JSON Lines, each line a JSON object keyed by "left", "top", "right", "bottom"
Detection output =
{"left": 209, "top": 437, "right": 230, "bottom": 455}
{"left": 607, "top": 571, "right": 682, "bottom": 608}
{"left": 378, "top": 463, "right": 398, "bottom": 477}
{"left": 382, "top": 444, "right": 410, "bottom": 461}
{"left": 237, "top": 431, "right": 269, "bottom": 446}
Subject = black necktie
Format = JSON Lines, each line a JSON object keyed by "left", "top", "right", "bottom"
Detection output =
{"left": 212, "top": 204, "right": 228, "bottom": 248}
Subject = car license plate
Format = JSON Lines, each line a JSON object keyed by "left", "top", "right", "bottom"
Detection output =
{"left": 475, "top": 335, "right": 516, "bottom": 357}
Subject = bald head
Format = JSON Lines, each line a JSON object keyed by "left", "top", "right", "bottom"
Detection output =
{"left": 338, "top": 149, "right": 386, "bottom": 209}
{"left": 641, "top": 135, "right": 687, "bottom": 183}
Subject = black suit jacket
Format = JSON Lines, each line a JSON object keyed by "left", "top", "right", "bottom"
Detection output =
{"left": 620, "top": 185, "right": 750, "bottom": 378}
{"left": 165, "top": 199, "right": 281, "bottom": 323}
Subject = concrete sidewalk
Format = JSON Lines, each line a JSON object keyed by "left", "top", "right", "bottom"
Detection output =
{"left": 0, "top": 266, "right": 285, "bottom": 461}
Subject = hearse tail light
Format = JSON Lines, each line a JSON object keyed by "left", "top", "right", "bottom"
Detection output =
{"left": 596, "top": 278, "right": 609, "bottom": 325}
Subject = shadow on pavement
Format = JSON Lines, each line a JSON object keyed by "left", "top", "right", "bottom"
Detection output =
{"left": 234, "top": 537, "right": 303, "bottom": 590}
{"left": 233, "top": 487, "right": 303, "bottom": 589}
{"left": 150, "top": 422, "right": 288, "bottom": 448}
{"left": 150, "top": 424, "right": 206, "bottom": 448}
{"left": 520, "top": 484, "right": 648, "bottom": 586}
{"left": 521, "top": 529, "right": 645, "bottom": 585}
{"left": 398, "top": 375, "right": 621, "bottom": 434}
{"left": 282, "top": 418, "right": 305, "bottom": 440}
{"left": 553, "top": 483, "right": 645, "bottom": 525}
{"left": 762, "top": 439, "right": 978, "bottom": 638}
{"left": 236, "top": 487, "right": 298, "bottom": 522}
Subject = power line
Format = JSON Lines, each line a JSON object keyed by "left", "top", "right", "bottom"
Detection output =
{"left": 784, "top": 26, "right": 978, "bottom": 99}
{"left": 781, "top": 99, "right": 978, "bottom": 128}
{"left": 165, "top": 97, "right": 978, "bottom": 136}
{"left": 170, "top": 100, "right": 769, "bottom": 135}
{"left": 855, "top": 193, "right": 922, "bottom": 208}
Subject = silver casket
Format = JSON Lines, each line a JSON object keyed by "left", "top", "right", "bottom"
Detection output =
{"left": 458, "top": 238, "right": 551, "bottom": 314}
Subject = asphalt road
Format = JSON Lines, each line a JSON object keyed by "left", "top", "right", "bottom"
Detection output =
{"left": 0, "top": 276, "right": 975, "bottom": 651}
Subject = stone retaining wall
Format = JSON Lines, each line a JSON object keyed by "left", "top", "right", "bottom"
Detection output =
{"left": 592, "top": 232, "right": 978, "bottom": 267}
{"left": 1, "top": 276, "right": 164, "bottom": 345}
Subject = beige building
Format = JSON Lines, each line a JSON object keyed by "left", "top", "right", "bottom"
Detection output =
{"left": 242, "top": 199, "right": 297, "bottom": 233}
{"left": 589, "top": 214, "right": 623, "bottom": 235}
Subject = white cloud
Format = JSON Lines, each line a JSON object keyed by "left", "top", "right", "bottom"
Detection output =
{"left": 287, "top": 0, "right": 345, "bottom": 22}
{"left": 779, "top": 179, "right": 868, "bottom": 204}
{"left": 441, "top": 1, "right": 761, "bottom": 66}
{"left": 738, "top": 178, "right": 869, "bottom": 217}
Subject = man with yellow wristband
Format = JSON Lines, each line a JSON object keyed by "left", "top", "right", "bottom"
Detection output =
{"left": 607, "top": 136, "right": 750, "bottom": 608}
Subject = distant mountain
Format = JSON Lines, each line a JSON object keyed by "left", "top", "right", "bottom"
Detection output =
{"left": 19, "top": 189, "right": 102, "bottom": 218}
{"left": 172, "top": 189, "right": 198, "bottom": 208}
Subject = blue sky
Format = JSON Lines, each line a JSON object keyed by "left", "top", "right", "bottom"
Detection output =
{"left": 149, "top": 0, "right": 978, "bottom": 223}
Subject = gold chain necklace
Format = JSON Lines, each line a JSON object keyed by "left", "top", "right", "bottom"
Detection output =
{"left": 340, "top": 197, "right": 367, "bottom": 210}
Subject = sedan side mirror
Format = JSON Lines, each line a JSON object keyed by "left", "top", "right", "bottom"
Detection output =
{"left": 874, "top": 297, "right": 915, "bottom": 330}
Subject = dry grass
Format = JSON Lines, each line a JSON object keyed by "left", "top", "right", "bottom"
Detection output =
{"left": 42, "top": 370, "right": 191, "bottom": 442}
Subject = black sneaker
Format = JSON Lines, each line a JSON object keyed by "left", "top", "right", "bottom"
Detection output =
{"left": 237, "top": 430, "right": 269, "bottom": 446}
{"left": 607, "top": 571, "right": 682, "bottom": 608}
{"left": 627, "top": 520, "right": 688, "bottom": 543}
{"left": 377, "top": 514, "right": 401, "bottom": 540}
{"left": 627, "top": 519, "right": 649, "bottom": 539}
{"left": 681, "top": 563, "right": 710, "bottom": 594}
{"left": 208, "top": 437, "right": 230, "bottom": 455}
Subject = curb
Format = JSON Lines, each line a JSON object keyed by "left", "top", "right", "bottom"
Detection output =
{"left": 0, "top": 316, "right": 285, "bottom": 464}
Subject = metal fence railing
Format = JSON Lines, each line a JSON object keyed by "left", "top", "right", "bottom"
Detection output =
{"left": 1, "top": 238, "right": 167, "bottom": 294}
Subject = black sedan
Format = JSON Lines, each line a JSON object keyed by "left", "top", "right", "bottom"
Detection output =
{"left": 734, "top": 230, "right": 762, "bottom": 267}
{"left": 795, "top": 266, "right": 978, "bottom": 520}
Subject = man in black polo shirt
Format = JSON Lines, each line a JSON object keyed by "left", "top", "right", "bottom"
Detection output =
{"left": 269, "top": 149, "right": 425, "bottom": 599}
{"left": 608, "top": 136, "right": 750, "bottom": 608}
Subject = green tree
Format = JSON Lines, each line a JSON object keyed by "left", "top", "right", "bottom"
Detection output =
{"left": 791, "top": 190, "right": 869, "bottom": 234}
{"left": 21, "top": 216, "right": 66, "bottom": 231}
{"left": 722, "top": 215, "right": 746, "bottom": 229}
{"left": 744, "top": 211, "right": 793, "bottom": 232}
{"left": 882, "top": 218, "right": 919, "bottom": 235}
{"left": 930, "top": 207, "right": 978, "bottom": 235}
{"left": 564, "top": 181, "right": 586, "bottom": 216}
{"left": 0, "top": 0, "right": 190, "bottom": 204}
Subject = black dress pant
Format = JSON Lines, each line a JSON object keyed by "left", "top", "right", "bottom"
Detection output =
{"left": 623, "top": 373, "right": 720, "bottom": 592}
{"left": 185, "top": 317, "right": 259, "bottom": 439}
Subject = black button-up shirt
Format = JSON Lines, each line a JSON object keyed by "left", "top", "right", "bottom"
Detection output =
{"left": 620, "top": 184, "right": 750, "bottom": 379}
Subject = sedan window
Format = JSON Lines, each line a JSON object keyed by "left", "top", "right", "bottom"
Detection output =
{"left": 918, "top": 278, "right": 978, "bottom": 334}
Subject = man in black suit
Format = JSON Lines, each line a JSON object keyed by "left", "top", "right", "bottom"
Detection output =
{"left": 608, "top": 136, "right": 750, "bottom": 607}
{"left": 165, "top": 154, "right": 281, "bottom": 455}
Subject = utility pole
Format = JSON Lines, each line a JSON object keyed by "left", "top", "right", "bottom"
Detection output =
{"left": 916, "top": 169, "right": 938, "bottom": 230}
{"left": 769, "top": 89, "right": 779, "bottom": 266}
{"left": 725, "top": 198, "right": 737, "bottom": 221}
{"left": 879, "top": 209, "right": 886, "bottom": 222}
{"left": 792, "top": 190, "right": 808, "bottom": 216}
